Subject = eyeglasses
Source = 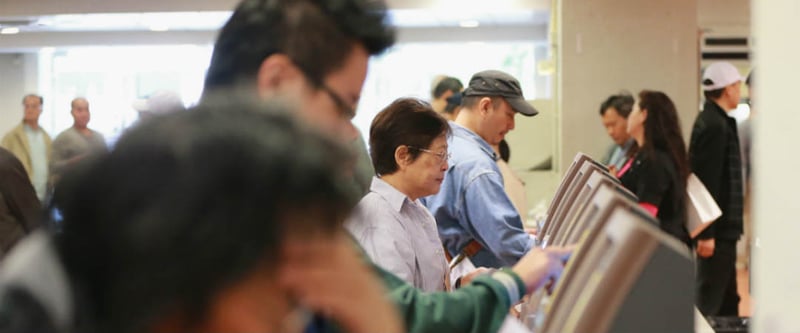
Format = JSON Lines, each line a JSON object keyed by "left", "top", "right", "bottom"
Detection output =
{"left": 318, "top": 83, "right": 356, "bottom": 121}
{"left": 291, "top": 59, "right": 357, "bottom": 121}
{"left": 409, "top": 146, "right": 451, "bottom": 165}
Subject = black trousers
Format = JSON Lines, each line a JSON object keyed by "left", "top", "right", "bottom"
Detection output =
{"left": 696, "top": 239, "right": 740, "bottom": 316}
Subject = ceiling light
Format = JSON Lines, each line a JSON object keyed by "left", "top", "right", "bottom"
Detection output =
{"left": 149, "top": 25, "right": 169, "bottom": 32}
{"left": 459, "top": 20, "right": 480, "bottom": 28}
{"left": 1, "top": 27, "right": 20, "bottom": 34}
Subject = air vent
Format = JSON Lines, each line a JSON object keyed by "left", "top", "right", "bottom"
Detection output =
{"left": 702, "top": 52, "right": 749, "bottom": 60}
{"left": 705, "top": 37, "right": 748, "bottom": 47}
{"left": 702, "top": 35, "right": 750, "bottom": 61}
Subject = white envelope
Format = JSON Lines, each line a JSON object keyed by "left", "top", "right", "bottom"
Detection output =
{"left": 686, "top": 173, "right": 723, "bottom": 238}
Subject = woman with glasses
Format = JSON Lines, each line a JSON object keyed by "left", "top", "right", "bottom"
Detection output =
{"left": 618, "top": 90, "right": 692, "bottom": 248}
{"left": 346, "top": 98, "right": 453, "bottom": 292}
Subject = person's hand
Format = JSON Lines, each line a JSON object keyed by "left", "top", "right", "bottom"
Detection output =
{"left": 608, "top": 165, "right": 618, "bottom": 176}
{"left": 279, "top": 232, "right": 404, "bottom": 333}
{"left": 524, "top": 228, "right": 538, "bottom": 237}
{"left": 459, "top": 267, "right": 493, "bottom": 287}
{"left": 696, "top": 238, "right": 715, "bottom": 258}
{"left": 511, "top": 246, "right": 573, "bottom": 293}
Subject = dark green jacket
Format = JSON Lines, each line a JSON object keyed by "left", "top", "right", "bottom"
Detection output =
{"left": 378, "top": 263, "right": 525, "bottom": 333}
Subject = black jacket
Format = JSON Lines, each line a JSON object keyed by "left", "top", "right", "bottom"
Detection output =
{"left": 689, "top": 101, "right": 744, "bottom": 240}
{"left": 0, "top": 147, "right": 41, "bottom": 256}
{"left": 620, "top": 149, "right": 691, "bottom": 248}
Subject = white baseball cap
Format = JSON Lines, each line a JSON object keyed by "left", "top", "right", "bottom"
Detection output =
{"left": 701, "top": 62, "right": 743, "bottom": 91}
{"left": 132, "top": 90, "right": 185, "bottom": 115}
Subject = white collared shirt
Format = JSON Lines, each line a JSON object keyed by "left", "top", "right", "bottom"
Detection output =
{"left": 346, "top": 177, "right": 448, "bottom": 292}
{"left": 23, "top": 124, "right": 48, "bottom": 201}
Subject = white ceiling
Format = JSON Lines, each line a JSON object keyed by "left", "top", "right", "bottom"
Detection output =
{"left": 0, "top": 0, "right": 750, "bottom": 51}
{"left": 0, "top": 12, "right": 232, "bottom": 33}
{"left": 0, "top": 0, "right": 547, "bottom": 16}
{"left": 0, "top": 8, "right": 546, "bottom": 33}
{"left": 0, "top": 1, "right": 551, "bottom": 51}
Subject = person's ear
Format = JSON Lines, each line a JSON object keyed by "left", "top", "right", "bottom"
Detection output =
{"left": 478, "top": 97, "right": 493, "bottom": 116}
{"left": 256, "top": 54, "right": 303, "bottom": 98}
{"left": 641, "top": 109, "right": 648, "bottom": 122}
{"left": 395, "top": 145, "right": 411, "bottom": 169}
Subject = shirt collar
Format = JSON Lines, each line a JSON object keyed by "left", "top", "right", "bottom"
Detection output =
{"left": 370, "top": 176, "right": 411, "bottom": 213}
{"left": 621, "top": 138, "right": 635, "bottom": 150}
{"left": 449, "top": 121, "right": 498, "bottom": 161}
{"left": 23, "top": 124, "right": 38, "bottom": 133}
{"left": 705, "top": 100, "right": 734, "bottom": 120}
{"left": 703, "top": 101, "right": 736, "bottom": 124}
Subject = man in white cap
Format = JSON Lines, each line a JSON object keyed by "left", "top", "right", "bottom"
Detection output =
{"left": 689, "top": 61, "right": 744, "bottom": 317}
{"left": 132, "top": 90, "right": 185, "bottom": 121}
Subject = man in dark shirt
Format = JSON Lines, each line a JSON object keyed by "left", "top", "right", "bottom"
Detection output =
{"left": 689, "top": 61, "right": 744, "bottom": 316}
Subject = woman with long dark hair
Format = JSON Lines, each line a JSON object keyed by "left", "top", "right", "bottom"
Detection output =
{"left": 618, "top": 90, "right": 691, "bottom": 247}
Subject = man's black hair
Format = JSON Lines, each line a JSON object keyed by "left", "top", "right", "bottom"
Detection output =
{"left": 22, "top": 94, "right": 43, "bottom": 105}
{"left": 432, "top": 77, "right": 463, "bottom": 99}
{"left": 599, "top": 92, "right": 634, "bottom": 117}
{"left": 52, "top": 98, "right": 359, "bottom": 333}
{"left": 703, "top": 85, "right": 725, "bottom": 101}
{"left": 203, "top": 0, "right": 395, "bottom": 94}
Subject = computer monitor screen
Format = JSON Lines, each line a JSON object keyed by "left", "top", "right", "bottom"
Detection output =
{"left": 540, "top": 160, "right": 607, "bottom": 247}
{"left": 537, "top": 153, "right": 594, "bottom": 243}
{"left": 536, "top": 203, "right": 694, "bottom": 333}
{"left": 551, "top": 175, "right": 635, "bottom": 247}
{"left": 520, "top": 183, "right": 638, "bottom": 325}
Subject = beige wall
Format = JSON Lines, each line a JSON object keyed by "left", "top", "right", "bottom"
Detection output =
{"left": 505, "top": 99, "right": 560, "bottom": 218}
{"left": 698, "top": 0, "right": 750, "bottom": 34}
{"left": 558, "top": 0, "right": 699, "bottom": 173}
{"left": 753, "top": 0, "right": 800, "bottom": 330}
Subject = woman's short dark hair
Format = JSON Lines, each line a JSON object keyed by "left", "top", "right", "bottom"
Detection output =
{"left": 599, "top": 92, "right": 634, "bottom": 117}
{"left": 52, "top": 98, "right": 358, "bottom": 333}
{"left": 370, "top": 98, "right": 451, "bottom": 176}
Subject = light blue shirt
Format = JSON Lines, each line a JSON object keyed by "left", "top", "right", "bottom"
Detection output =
{"left": 23, "top": 125, "right": 48, "bottom": 201}
{"left": 422, "top": 122, "right": 534, "bottom": 268}
{"left": 605, "top": 138, "right": 635, "bottom": 169}
{"left": 346, "top": 177, "right": 448, "bottom": 292}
